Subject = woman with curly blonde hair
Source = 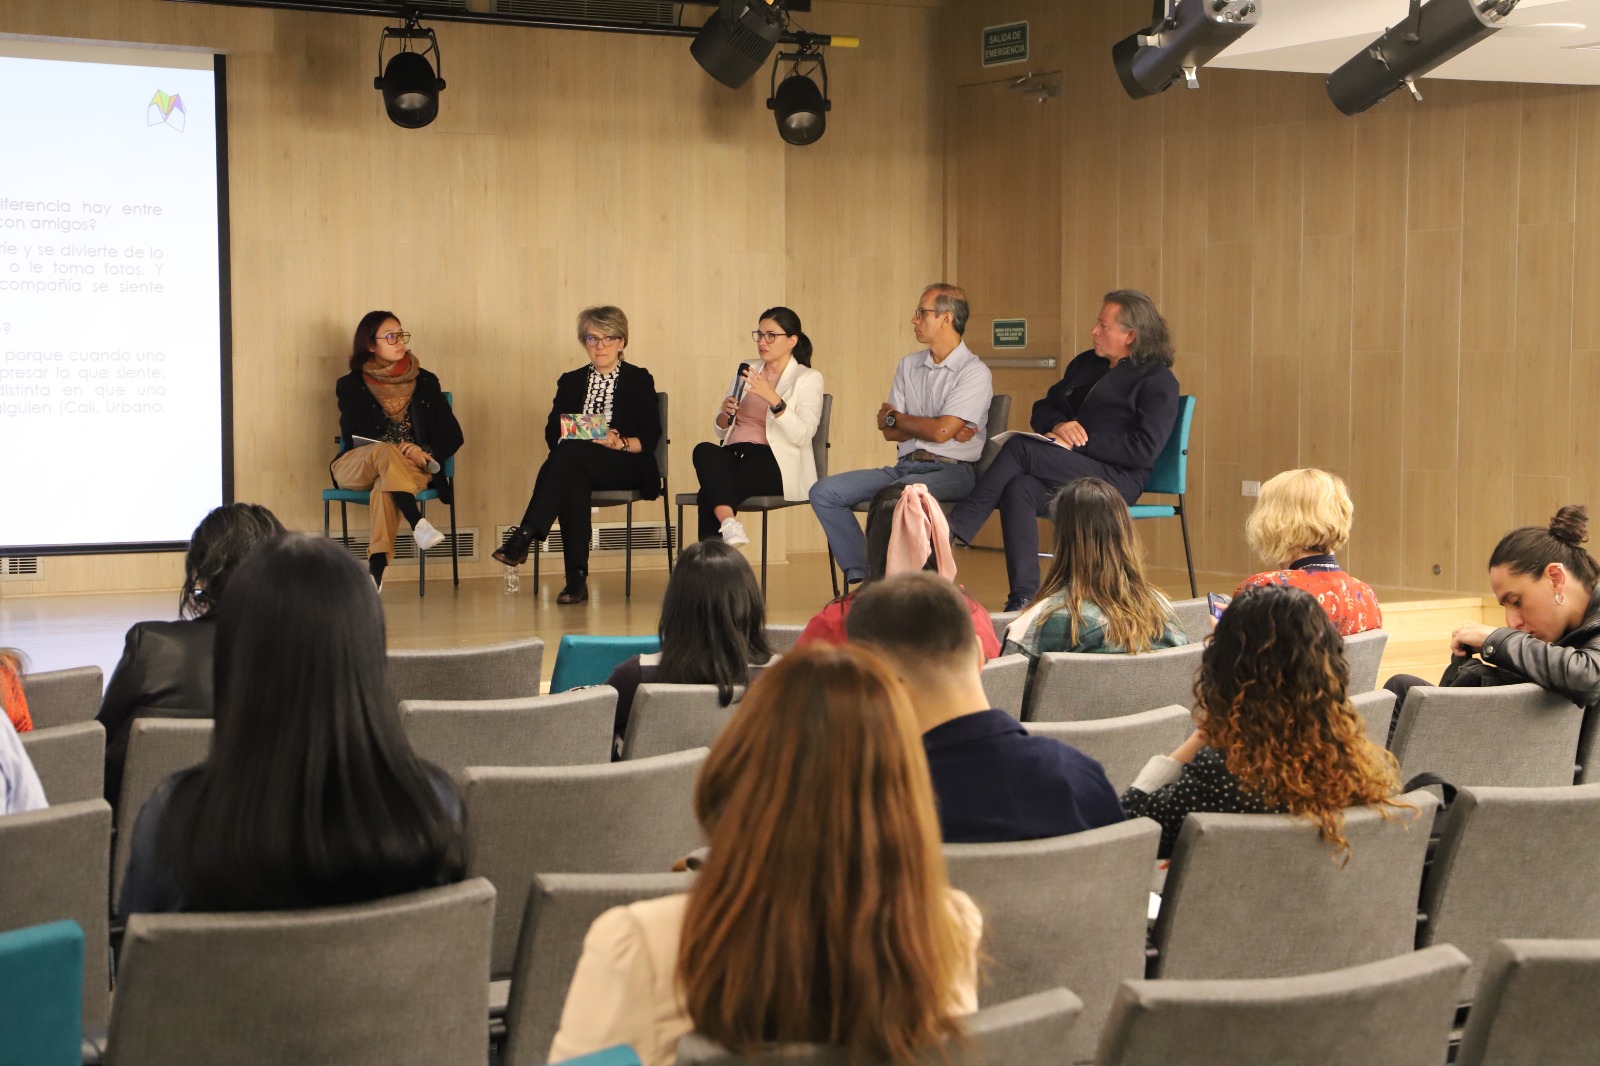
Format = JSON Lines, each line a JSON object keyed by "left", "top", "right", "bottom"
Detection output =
{"left": 548, "top": 643, "right": 981, "bottom": 1065}
{"left": 1122, "top": 584, "right": 1406, "bottom": 859}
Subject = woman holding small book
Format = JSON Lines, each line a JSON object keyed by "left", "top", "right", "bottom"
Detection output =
{"left": 494, "top": 305, "right": 662, "bottom": 604}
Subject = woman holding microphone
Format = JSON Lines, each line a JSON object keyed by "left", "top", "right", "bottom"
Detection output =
{"left": 690, "top": 306, "right": 824, "bottom": 546}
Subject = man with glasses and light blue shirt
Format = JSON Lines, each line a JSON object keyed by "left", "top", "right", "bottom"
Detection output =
{"left": 809, "top": 283, "right": 993, "bottom": 587}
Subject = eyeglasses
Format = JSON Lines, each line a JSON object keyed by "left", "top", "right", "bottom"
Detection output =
{"left": 751, "top": 330, "right": 791, "bottom": 343}
{"left": 583, "top": 335, "right": 623, "bottom": 347}
{"left": 379, "top": 330, "right": 412, "bottom": 345}
{"left": 912, "top": 307, "right": 945, "bottom": 319}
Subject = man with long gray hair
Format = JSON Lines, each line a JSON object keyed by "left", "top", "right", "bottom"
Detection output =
{"left": 946, "top": 290, "right": 1180, "bottom": 611}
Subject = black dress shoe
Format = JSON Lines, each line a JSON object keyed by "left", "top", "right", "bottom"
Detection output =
{"left": 557, "top": 571, "right": 588, "bottom": 604}
{"left": 493, "top": 526, "right": 536, "bottom": 567}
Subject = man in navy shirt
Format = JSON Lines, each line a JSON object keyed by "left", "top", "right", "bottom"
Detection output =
{"left": 846, "top": 572, "right": 1124, "bottom": 843}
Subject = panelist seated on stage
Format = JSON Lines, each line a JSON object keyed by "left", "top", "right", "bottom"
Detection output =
{"left": 690, "top": 305, "right": 824, "bottom": 547}
{"left": 332, "top": 310, "right": 464, "bottom": 590}
{"left": 947, "top": 289, "right": 1179, "bottom": 611}
{"left": 808, "top": 283, "right": 993, "bottom": 588}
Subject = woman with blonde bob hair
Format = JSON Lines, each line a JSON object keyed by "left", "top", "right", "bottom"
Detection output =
{"left": 1233, "top": 468, "right": 1381, "bottom": 634}
{"left": 548, "top": 644, "right": 982, "bottom": 1066}
{"left": 1003, "top": 477, "right": 1186, "bottom": 665}
{"left": 1122, "top": 584, "right": 1408, "bottom": 859}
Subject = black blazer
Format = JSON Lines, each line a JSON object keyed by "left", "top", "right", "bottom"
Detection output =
{"left": 335, "top": 367, "right": 465, "bottom": 496}
{"left": 543, "top": 361, "right": 663, "bottom": 498}
{"left": 95, "top": 618, "right": 216, "bottom": 810}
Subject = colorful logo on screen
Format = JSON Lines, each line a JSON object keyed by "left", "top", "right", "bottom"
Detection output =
{"left": 147, "top": 90, "right": 186, "bottom": 132}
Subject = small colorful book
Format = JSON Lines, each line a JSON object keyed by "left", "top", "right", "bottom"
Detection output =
{"left": 560, "top": 413, "right": 609, "bottom": 440}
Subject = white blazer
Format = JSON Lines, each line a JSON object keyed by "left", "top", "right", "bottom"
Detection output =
{"left": 714, "top": 358, "right": 825, "bottom": 502}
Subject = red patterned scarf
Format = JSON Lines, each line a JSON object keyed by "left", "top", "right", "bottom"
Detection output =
{"left": 362, "top": 353, "right": 420, "bottom": 419}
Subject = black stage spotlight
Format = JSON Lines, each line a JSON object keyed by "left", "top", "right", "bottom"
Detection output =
{"left": 1113, "top": 0, "right": 1261, "bottom": 99}
{"left": 767, "top": 43, "right": 829, "bottom": 145}
{"left": 692, "top": 0, "right": 785, "bottom": 89}
{"left": 1326, "top": 0, "right": 1519, "bottom": 115}
{"left": 375, "top": 17, "right": 446, "bottom": 128}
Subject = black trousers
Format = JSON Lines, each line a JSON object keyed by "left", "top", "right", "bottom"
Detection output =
{"left": 519, "top": 443, "right": 641, "bottom": 574}
{"left": 692, "top": 441, "right": 783, "bottom": 540}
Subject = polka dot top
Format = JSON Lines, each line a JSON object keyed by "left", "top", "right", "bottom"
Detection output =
{"left": 1120, "top": 747, "right": 1281, "bottom": 859}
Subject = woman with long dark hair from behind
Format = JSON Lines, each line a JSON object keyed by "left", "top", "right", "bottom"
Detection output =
{"left": 549, "top": 643, "right": 981, "bottom": 1065}
{"left": 1003, "top": 477, "right": 1185, "bottom": 668}
{"left": 1122, "top": 584, "right": 1407, "bottom": 859}
{"left": 96, "top": 502, "right": 285, "bottom": 810}
{"left": 118, "top": 535, "right": 463, "bottom": 914}
{"left": 1385, "top": 505, "right": 1600, "bottom": 713}
{"left": 603, "top": 539, "right": 772, "bottom": 753}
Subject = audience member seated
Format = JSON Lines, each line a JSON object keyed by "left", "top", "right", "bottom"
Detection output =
{"left": 118, "top": 534, "right": 463, "bottom": 915}
{"left": 1122, "top": 585, "right": 1407, "bottom": 859}
{"left": 1386, "top": 505, "right": 1600, "bottom": 714}
{"left": 799, "top": 483, "right": 1001, "bottom": 659}
{"left": 604, "top": 539, "right": 773, "bottom": 754}
{"left": 0, "top": 647, "right": 29, "bottom": 733}
{"left": 96, "top": 503, "right": 284, "bottom": 811}
{"left": 1003, "top": 477, "right": 1186, "bottom": 669}
{"left": 1231, "top": 468, "right": 1381, "bottom": 635}
{"left": 0, "top": 713, "right": 46, "bottom": 815}
{"left": 848, "top": 572, "right": 1123, "bottom": 843}
{"left": 549, "top": 644, "right": 982, "bottom": 1066}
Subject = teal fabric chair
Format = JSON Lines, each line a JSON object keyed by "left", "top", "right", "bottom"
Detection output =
{"left": 322, "top": 392, "right": 459, "bottom": 597}
{"left": 561, "top": 1049, "right": 642, "bottom": 1066}
{"left": 0, "top": 920, "right": 83, "bottom": 1066}
{"left": 1128, "top": 394, "right": 1196, "bottom": 596}
{"left": 550, "top": 635, "right": 661, "bottom": 693}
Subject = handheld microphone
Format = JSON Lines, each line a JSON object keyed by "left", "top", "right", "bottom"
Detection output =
{"left": 731, "top": 361, "right": 754, "bottom": 403}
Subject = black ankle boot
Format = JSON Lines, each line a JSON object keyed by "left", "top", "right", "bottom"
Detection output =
{"left": 493, "top": 526, "right": 536, "bottom": 567}
{"left": 557, "top": 569, "right": 588, "bottom": 604}
{"left": 368, "top": 552, "right": 388, "bottom": 591}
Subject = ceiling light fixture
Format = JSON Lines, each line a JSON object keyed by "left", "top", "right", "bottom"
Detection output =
{"left": 691, "top": 0, "right": 786, "bottom": 89}
{"left": 1326, "top": 0, "right": 1521, "bottom": 115}
{"left": 374, "top": 14, "right": 446, "bottom": 128}
{"left": 766, "top": 38, "right": 830, "bottom": 145}
{"left": 1113, "top": 0, "right": 1261, "bottom": 99}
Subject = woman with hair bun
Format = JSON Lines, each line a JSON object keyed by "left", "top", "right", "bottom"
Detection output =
{"left": 1389, "top": 505, "right": 1600, "bottom": 710}
{"left": 1122, "top": 584, "right": 1407, "bottom": 860}
{"left": 690, "top": 306, "right": 824, "bottom": 547}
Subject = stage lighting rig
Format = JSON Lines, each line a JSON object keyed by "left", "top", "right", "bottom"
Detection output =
{"left": 1113, "top": 0, "right": 1261, "bottom": 99}
{"left": 1326, "top": 0, "right": 1520, "bottom": 115}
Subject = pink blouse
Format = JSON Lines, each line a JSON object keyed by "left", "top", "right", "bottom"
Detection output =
{"left": 724, "top": 389, "right": 771, "bottom": 447}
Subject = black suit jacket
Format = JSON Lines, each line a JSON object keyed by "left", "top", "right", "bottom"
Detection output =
{"left": 95, "top": 618, "right": 216, "bottom": 811}
{"left": 335, "top": 367, "right": 465, "bottom": 498}
{"left": 543, "top": 361, "right": 663, "bottom": 498}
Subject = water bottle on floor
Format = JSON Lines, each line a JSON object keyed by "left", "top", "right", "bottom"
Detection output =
{"left": 503, "top": 564, "right": 520, "bottom": 595}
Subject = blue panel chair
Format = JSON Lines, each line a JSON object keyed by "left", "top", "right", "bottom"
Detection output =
{"left": 0, "top": 920, "right": 83, "bottom": 1066}
{"left": 1128, "top": 393, "right": 1196, "bottom": 597}
{"left": 559, "top": 1049, "right": 642, "bottom": 1066}
{"left": 677, "top": 394, "right": 832, "bottom": 594}
{"left": 322, "top": 392, "right": 459, "bottom": 598}
{"left": 549, "top": 634, "right": 661, "bottom": 693}
{"left": 531, "top": 392, "right": 672, "bottom": 600}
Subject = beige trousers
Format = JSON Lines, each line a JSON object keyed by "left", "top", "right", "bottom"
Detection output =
{"left": 330, "top": 443, "right": 432, "bottom": 558}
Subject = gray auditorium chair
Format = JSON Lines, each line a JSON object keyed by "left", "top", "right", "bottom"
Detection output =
{"left": 620, "top": 684, "right": 741, "bottom": 760}
{"left": 19, "top": 720, "right": 105, "bottom": 804}
{"left": 18, "top": 665, "right": 103, "bottom": 730}
{"left": 990, "top": 610, "right": 1019, "bottom": 648}
{"left": 1167, "top": 597, "right": 1212, "bottom": 645}
{"left": 399, "top": 689, "right": 616, "bottom": 776}
{"left": 113, "top": 718, "right": 213, "bottom": 905}
{"left": 1579, "top": 703, "right": 1600, "bottom": 783}
{"left": 1342, "top": 629, "right": 1388, "bottom": 694}
{"left": 764, "top": 624, "right": 804, "bottom": 655}
{"left": 677, "top": 988, "right": 1082, "bottom": 1066}
{"left": 1094, "top": 945, "right": 1470, "bottom": 1066}
{"left": 104, "top": 879, "right": 494, "bottom": 1066}
{"left": 0, "top": 799, "right": 112, "bottom": 1037}
{"left": 386, "top": 636, "right": 545, "bottom": 705}
{"left": 1390, "top": 683, "right": 1584, "bottom": 789}
{"left": 1029, "top": 706, "right": 1194, "bottom": 793}
{"left": 981, "top": 653, "right": 1029, "bottom": 720}
{"left": 1416, "top": 783, "right": 1600, "bottom": 1002}
{"left": 501, "top": 871, "right": 695, "bottom": 1066}
{"left": 944, "top": 820, "right": 1159, "bottom": 1065}
{"left": 463, "top": 748, "right": 707, "bottom": 978}
{"left": 1149, "top": 791, "right": 1438, "bottom": 979}
{"left": 1456, "top": 939, "right": 1600, "bottom": 1066}
{"left": 1023, "top": 644, "right": 1204, "bottom": 722}
{"left": 1351, "top": 689, "right": 1397, "bottom": 752}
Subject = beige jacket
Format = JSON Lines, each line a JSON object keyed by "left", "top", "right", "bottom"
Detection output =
{"left": 547, "top": 890, "right": 983, "bottom": 1066}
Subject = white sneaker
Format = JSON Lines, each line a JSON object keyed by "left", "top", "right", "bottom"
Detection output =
{"left": 719, "top": 517, "right": 750, "bottom": 548}
{"left": 413, "top": 518, "right": 445, "bottom": 553}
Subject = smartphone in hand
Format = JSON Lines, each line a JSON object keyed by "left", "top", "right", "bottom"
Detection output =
{"left": 1207, "top": 592, "right": 1231, "bottom": 621}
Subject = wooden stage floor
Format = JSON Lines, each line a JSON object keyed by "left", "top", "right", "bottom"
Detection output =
{"left": 1, "top": 548, "right": 1488, "bottom": 689}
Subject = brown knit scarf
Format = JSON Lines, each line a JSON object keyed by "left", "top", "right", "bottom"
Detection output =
{"left": 362, "top": 353, "right": 420, "bottom": 419}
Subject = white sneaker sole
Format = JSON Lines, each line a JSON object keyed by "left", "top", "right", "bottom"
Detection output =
{"left": 413, "top": 521, "right": 445, "bottom": 553}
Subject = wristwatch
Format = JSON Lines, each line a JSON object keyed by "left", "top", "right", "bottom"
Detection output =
{"left": 883, "top": 411, "right": 897, "bottom": 428}
{"left": 771, "top": 399, "right": 788, "bottom": 415}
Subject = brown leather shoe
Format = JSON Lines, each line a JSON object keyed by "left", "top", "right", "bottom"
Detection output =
{"left": 492, "top": 526, "right": 535, "bottom": 567}
{"left": 556, "top": 571, "right": 588, "bottom": 604}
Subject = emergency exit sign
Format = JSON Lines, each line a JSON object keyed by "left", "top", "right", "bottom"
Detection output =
{"left": 992, "top": 319, "right": 1027, "bottom": 348}
{"left": 982, "top": 21, "right": 1029, "bottom": 67}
